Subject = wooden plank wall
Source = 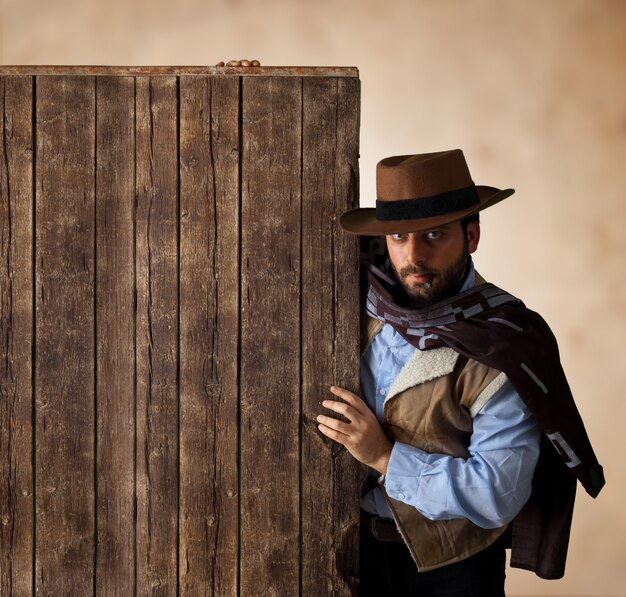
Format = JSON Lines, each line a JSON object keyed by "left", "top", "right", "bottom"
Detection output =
{"left": 0, "top": 70, "right": 361, "bottom": 596}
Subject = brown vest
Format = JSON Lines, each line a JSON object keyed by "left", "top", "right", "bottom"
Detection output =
{"left": 362, "top": 274, "right": 510, "bottom": 571}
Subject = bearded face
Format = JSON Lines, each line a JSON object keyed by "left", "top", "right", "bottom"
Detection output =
{"left": 385, "top": 220, "right": 479, "bottom": 306}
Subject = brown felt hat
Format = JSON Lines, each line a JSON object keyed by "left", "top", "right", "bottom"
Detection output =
{"left": 340, "top": 149, "right": 514, "bottom": 235}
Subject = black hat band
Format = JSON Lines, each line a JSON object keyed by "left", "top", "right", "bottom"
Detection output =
{"left": 375, "top": 184, "right": 480, "bottom": 221}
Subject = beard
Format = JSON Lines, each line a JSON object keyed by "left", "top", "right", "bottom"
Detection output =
{"left": 390, "top": 239, "right": 470, "bottom": 306}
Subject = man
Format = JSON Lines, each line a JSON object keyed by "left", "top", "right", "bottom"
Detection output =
{"left": 317, "top": 150, "right": 605, "bottom": 596}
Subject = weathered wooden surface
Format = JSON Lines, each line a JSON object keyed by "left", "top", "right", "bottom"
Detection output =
{"left": 179, "top": 75, "right": 240, "bottom": 595}
{"left": 0, "top": 75, "right": 34, "bottom": 597}
{"left": 0, "top": 69, "right": 360, "bottom": 596}
{"left": 135, "top": 75, "right": 180, "bottom": 594}
{"left": 301, "top": 77, "right": 361, "bottom": 596}
{"left": 240, "top": 76, "right": 303, "bottom": 597}
{"left": 95, "top": 75, "right": 136, "bottom": 595}
{"left": 35, "top": 75, "right": 96, "bottom": 594}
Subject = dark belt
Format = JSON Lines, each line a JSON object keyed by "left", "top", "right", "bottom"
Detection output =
{"left": 362, "top": 510, "right": 404, "bottom": 542}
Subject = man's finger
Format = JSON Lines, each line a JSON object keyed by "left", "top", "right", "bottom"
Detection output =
{"left": 329, "top": 386, "right": 367, "bottom": 414}
{"left": 321, "top": 399, "right": 359, "bottom": 421}
{"left": 317, "top": 414, "right": 352, "bottom": 435}
{"left": 318, "top": 423, "right": 349, "bottom": 444}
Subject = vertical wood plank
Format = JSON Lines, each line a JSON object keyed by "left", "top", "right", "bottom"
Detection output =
{"left": 95, "top": 76, "right": 136, "bottom": 594}
{"left": 135, "top": 76, "right": 179, "bottom": 595}
{"left": 0, "top": 75, "right": 34, "bottom": 597}
{"left": 179, "top": 76, "right": 239, "bottom": 595}
{"left": 326, "top": 77, "right": 362, "bottom": 596}
{"left": 35, "top": 75, "right": 96, "bottom": 594}
{"left": 301, "top": 77, "right": 361, "bottom": 596}
{"left": 240, "top": 76, "right": 302, "bottom": 596}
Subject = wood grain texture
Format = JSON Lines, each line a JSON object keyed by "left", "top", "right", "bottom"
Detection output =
{"left": 0, "top": 75, "right": 34, "bottom": 597}
{"left": 179, "top": 76, "right": 239, "bottom": 596}
{"left": 95, "top": 75, "right": 136, "bottom": 594}
{"left": 240, "top": 76, "right": 302, "bottom": 597}
{"left": 301, "top": 77, "right": 362, "bottom": 596}
{"left": 35, "top": 75, "right": 96, "bottom": 594}
{"left": 0, "top": 70, "right": 361, "bottom": 594}
{"left": 135, "top": 76, "right": 179, "bottom": 595}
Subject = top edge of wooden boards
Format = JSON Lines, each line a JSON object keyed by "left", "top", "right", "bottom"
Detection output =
{"left": 0, "top": 65, "right": 359, "bottom": 77}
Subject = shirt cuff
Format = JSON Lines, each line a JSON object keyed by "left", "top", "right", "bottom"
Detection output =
{"left": 384, "top": 441, "right": 431, "bottom": 505}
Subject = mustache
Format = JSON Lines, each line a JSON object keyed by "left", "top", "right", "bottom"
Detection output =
{"left": 399, "top": 265, "right": 434, "bottom": 277}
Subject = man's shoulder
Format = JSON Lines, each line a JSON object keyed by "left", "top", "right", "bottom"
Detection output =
{"left": 473, "top": 270, "right": 487, "bottom": 287}
{"left": 361, "top": 316, "right": 383, "bottom": 353}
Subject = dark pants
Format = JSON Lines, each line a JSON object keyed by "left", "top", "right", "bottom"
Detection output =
{"left": 359, "top": 516, "right": 507, "bottom": 597}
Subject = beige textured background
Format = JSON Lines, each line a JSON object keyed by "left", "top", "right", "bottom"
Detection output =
{"left": 1, "top": 0, "right": 624, "bottom": 595}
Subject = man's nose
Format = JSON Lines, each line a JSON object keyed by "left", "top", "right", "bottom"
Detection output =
{"left": 405, "top": 236, "right": 430, "bottom": 265}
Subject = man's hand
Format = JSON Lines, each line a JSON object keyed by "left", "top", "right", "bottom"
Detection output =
{"left": 215, "top": 59, "right": 261, "bottom": 67}
{"left": 317, "top": 386, "right": 392, "bottom": 475}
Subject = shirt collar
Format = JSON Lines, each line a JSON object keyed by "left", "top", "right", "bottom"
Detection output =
{"left": 459, "top": 260, "right": 476, "bottom": 293}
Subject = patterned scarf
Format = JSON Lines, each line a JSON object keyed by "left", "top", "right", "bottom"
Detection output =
{"left": 362, "top": 238, "right": 604, "bottom": 497}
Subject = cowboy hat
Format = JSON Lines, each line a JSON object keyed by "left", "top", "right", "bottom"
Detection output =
{"left": 339, "top": 149, "right": 514, "bottom": 235}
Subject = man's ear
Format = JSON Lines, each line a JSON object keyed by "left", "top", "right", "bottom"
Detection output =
{"left": 467, "top": 220, "right": 480, "bottom": 254}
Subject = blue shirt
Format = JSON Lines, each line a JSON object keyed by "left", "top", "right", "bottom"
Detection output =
{"left": 361, "top": 266, "right": 541, "bottom": 529}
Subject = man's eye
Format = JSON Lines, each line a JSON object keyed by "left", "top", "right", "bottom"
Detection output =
{"left": 391, "top": 233, "right": 405, "bottom": 240}
{"left": 426, "top": 230, "right": 442, "bottom": 241}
